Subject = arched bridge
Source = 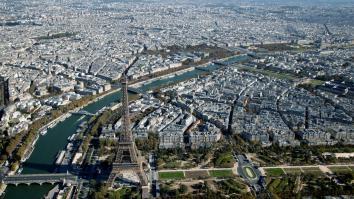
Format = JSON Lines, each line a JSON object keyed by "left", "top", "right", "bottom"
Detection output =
{"left": 1, "top": 173, "right": 78, "bottom": 186}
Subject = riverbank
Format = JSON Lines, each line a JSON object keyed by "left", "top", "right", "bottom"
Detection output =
{"left": 130, "top": 54, "right": 247, "bottom": 88}
{"left": 16, "top": 88, "right": 122, "bottom": 165}
{"left": 131, "top": 66, "right": 196, "bottom": 88}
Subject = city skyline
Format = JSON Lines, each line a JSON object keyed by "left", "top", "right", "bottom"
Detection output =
{"left": 0, "top": 0, "right": 353, "bottom": 198}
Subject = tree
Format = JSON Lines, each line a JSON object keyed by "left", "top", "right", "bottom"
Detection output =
{"left": 0, "top": 154, "right": 8, "bottom": 162}
{"left": 135, "top": 132, "right": 159, "bottom": 153}
{"left": 93, "top": 192, "right": 105, "bottom": 199}
{"left": 108, "top": 191, "right": 121, "bottom": 199}
{"left": 89, "top": 179, "right": 97, "bottom": 188}
{"left": 82, "top": 136, "right": 91, "bottom": 152}
{"left": 178, "top": 184, "right": 188, "bottom": 194}
{"left": 10, "top": 161, "right": 19, "bottom": 171}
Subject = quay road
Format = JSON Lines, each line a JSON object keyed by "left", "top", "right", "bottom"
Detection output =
{"left": 1, "top": 173, "right": 77, "bottom": 186}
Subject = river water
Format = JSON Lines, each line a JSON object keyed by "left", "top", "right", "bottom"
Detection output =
{"left": 3, "top": 55, "right": 248, "bottom": 199}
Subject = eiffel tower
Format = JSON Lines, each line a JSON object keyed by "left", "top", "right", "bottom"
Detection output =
{"left": 108, "top": 74, "right": 149, "bottom": 198}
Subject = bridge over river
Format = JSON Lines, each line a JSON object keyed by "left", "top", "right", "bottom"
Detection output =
{"left": 1, "top": 173, "right": 78, "bottom": 186}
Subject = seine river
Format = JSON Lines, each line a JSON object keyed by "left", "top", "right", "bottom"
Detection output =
{"left": 3, "top": 55, "right": 248, "bottom": 199}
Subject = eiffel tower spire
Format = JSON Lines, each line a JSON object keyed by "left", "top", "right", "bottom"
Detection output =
{"left": 119, "top": 74, "right": 133, "bottom": 142}
{"left": 108, "top": 72, "right": 149, "bottom": 198}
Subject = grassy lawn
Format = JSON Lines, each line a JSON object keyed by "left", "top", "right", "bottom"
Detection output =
{"left": 283, "top": 168, "right": 302, "bottom": 175}
{"left": 328, "top": 166, "right": 352, "bottom": 174}
{"left": 301, "top": 167, "right": 321, "bottom": 171}
{"left": 159, "top": 171, "right": 185, "bottom": 180}
{"left": 185, "top": 170, "right": 209, "bottom": 179}
{"left": 265, "top": 168, "right": 285, "bottom": 177}
{"left": 244, "top": 166, "right": 256, "bottom": 179}
{"left": 209, "top": 169, "right": 234, "bottom": 178}
{"left": 301, "top": 167, "right": 323, "bottom": 176}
